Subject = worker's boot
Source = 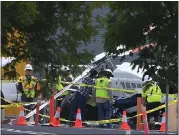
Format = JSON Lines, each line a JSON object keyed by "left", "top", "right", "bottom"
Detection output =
{"left": 99, "top": 124, "right": 105, "bottom": 128}
{"left": 106, "top": 123, "right": 112, "bottom": 129}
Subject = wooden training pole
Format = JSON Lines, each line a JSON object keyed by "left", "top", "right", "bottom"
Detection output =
{"left": 136, "top": 97, "right": 143, "bottom": 130}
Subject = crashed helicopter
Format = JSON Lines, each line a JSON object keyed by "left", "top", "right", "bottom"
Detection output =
{"left": 23, "top": 44, "right": 158, "bottom": 128}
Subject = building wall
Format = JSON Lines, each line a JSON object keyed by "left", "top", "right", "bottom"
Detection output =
{"left": 1, "top": 60, "right": 28, "bottom": 80}
{"left": 77, "top": 7, "right": 110, "bottom": 55}
{"left": 77, "top": 7, "right": 125, "bottom": 68}
{"left": 2, "top": 28, "right": 29, "bottom": 80}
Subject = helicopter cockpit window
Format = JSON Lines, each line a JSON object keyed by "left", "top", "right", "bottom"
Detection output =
{"left": 137, "top": 84, "right": 142, "bottom": 88}
{"left": 126, "top": 82, "right": 131, "bottom": 89}
{"left": 120, "top": 82, "right": 126, "bottom": 88}
{"left": 131, "top": 83, "right": 136, "bottom": 88}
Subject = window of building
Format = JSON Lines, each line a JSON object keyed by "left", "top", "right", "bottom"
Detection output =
{"left": 120, "top": 82, "right": 126, "bottom": 88}
{"left": 131, "top": 83, "right": 136, "bottom": 88}
{"left": 126, "top": 82, "right": 131, "bottom": 89}
{"left": 137, "top": 84, "right": 142, "bottom": 88}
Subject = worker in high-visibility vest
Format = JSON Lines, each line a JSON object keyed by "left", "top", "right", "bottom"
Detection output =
{"left": 95, "top": 69, "right": 114, "bottom": 128}
{"left": 142, "top": 81, "right": 162, "bottom": 123}
{"left": 16, "top": 64, "right": 40, "bottom": 114}
{"left": 56, "top": 66, "right": 73, "bottom": 109}
{"left": 69, "top": 69, "right": 98, "bottom": 122}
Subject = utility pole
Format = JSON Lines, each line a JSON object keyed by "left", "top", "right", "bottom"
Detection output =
{"left": 165, "top": 84, "right": 169, "bottom": 134}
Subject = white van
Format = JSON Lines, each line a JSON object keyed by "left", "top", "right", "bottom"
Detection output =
{"left": 1, "top": 81, "right": 21, "bottom": 102}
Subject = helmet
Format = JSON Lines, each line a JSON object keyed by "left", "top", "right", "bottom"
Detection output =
{"left": 60, "top": 66, "right": 70, "bottom": 71}
{"left": 142, "top": 80, "right": 156, "bottom": 86}
{"left": 24, "top": 64, "right": 33, "bottom": 71}
{"left": 105, "top": 69, "right": 114, "bottom": 77}
{"left": 105, "top": 69, "right": 113, "bottom": 74}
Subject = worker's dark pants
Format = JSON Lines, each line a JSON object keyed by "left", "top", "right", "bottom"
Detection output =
{"left": 146, "top": 102, "right": 161, "bottom": 121}
{"left": 69, "top": 91, "right": 87, "bottom": 121}
{"left": 57, "top": 95, "right": 70, "bottom": 120}
{"left": 160, "top": 103, "right": 165, "bottom": 114}
{"left": 57, "top": 95, "right": 66, "bottom": 108}
{"left": 21, "top": 94, "right": 34, "bottom": 115}
{"left": 97, "top": 100, "right": 111, "bottom": 128}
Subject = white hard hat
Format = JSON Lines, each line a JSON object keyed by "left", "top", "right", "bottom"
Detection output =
{"left": 105, "top": 69, "right": 113, "bottom": 74}
{"left": 24, "top": 64, "right": 33, "bottom": 71}
{"left": 61, "top": 66, "right": 70, "bottom": 71}
{"left": 105, "top": 69, "right": 114, "bottom": 77}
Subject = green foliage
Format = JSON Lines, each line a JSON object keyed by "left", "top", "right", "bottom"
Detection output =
{"left": 2, "top": 2, "right": 38, "bottom": 63}
{"left": 105, "top": 2, "right": 178, "bottom": 93}
{"left": 1, "top": 2, "right": 38, "bottom": 31}
{"left": 37, "top": 81, "right": 53, "bottom": 100}
{"left": 2, "top": 2, "right": 100, "bottom": 98}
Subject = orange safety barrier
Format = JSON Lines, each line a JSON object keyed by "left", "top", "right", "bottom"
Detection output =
{"left": 142, "top": 106, "right": 150, "bottom": 135}
{"left": 50, "top": 95, "right": 55, "bottom": 123}
{"left": 35, "top": 98, "right": 40, "bottom": 125}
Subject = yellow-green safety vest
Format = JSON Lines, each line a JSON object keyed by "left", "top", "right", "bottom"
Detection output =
{"left": 142, "top": 84, "right": 162, "bottom": 103}
{"left": 56, "top": 76, "right": 68, "bottom": 96}
{"left": 19, "top": 76, "right": 37, "bottom": 98}
{"left": 95, "top": 77, "right": 111, "bottom": 99}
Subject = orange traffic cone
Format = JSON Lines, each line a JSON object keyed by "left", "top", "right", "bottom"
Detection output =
{"left": 159, "top": 112, "right": 169, "bottom": 132}
{"left": 15, "top": 106, "right": 27, "bottom": 126}
{"left": 73, "top": 109, "right": 85, "bottom": 128}
{"left": 50, "top": 107, "right": 62, "bottom": 127}
{"left": 120, "top": 110, "right": 131, "bottom": 130}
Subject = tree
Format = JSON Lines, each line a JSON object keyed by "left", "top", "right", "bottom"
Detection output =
{"left": 2, "top": 1, "right": 101, "bottom": 98}
{"left": 2, "top": 2, "right": 38, "bottom": 66}
{"left": 104, "top": 2, "right": 178, "bottom": 93}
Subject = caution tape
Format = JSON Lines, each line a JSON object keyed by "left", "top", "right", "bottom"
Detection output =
{"left": 129, "top": 100, "right": 177, "bottom": 119}
{"left": 2, "top": 79, "right": 177, "bottom": 97}
{"left": 85, "top": 100, "right": 178, "bottom": 124}
{"left": 60, "top": 81, "right": 137, "bottom": 93}
{"left": 0, "top": 96, "right": 22, "bottom": 107}
{"left": 1, "top": 96, "right": 177, "bottom": 124}
{"left": 0, "top": 97, "right": 34, "bottom": 114}
{"left": 0, "top": 96, "right": 72, "bottom": 122}
{"left": 0, "top": 97, "right": 39, "bottom": 107}
{"left": 1, "top": 104, "right": 21, "bottom": 108}
{"left": 0, "top": 102, "right": 43, "bottom": 108}
{"left": 0, "top": 96, "right": 61, "bottom": 108}
{"left": 60, "top": 81, "right": 178, "bottom": 98}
